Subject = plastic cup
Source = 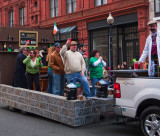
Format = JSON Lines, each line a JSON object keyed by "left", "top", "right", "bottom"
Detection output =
{"left": 84, "top": 52, "right": 87, "bottom": 56}
{"left": 134, "top": 62, "right": 139, "bottom": 69}
{"left": 68, "top": 39, "right": 71, "bottom": 42}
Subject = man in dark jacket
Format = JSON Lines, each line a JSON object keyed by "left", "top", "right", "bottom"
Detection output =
{"left": 13, "top": 46, "right": 28, "bottom": 88}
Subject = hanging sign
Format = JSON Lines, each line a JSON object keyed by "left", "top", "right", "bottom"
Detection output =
{"left": 19, "top": 30, "right": 38, "bottom": 47}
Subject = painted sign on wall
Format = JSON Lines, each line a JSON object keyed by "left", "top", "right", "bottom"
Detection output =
{"left": 19, "top": 30, "right": 38, "bottom": 47}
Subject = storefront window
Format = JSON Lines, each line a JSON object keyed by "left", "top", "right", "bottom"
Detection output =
{"left": 93, "top": 36, "right": 108, "bottom": 63}
{"left": 118, "top": 34, "right": 123, "bottom": 65}
{"left": 124, "top": 25, "right": 139, "bottom": 67}
{"left": 155, "top": 0, "right": 160, "bottom": 16}
{"left": 90, "top": 23, "right": 139, "bottom": 69}
{"left": 92, "top": 29, "right": 109, "bottom": 66}
{"left": 92, "top": 28, "right": 117, "bottom": 68}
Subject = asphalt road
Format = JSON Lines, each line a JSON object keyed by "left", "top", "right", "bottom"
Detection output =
{"left": 0, "top": 103, "right": 143, "bottom": 136}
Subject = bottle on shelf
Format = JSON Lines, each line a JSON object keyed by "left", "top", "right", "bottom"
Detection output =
{"left": 3, "top": 43, "right": 7, "bottom": 51}
{"left": 7, "top": 45, "right": 13, "bottom": 52}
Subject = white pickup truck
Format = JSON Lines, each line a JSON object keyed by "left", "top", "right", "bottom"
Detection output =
{"left": 112, "top": 70, "right": 160, "bottom": 136}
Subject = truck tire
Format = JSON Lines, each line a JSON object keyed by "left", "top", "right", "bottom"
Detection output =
{"left": 140, "top": 106, "right": 160, "bottom": 136}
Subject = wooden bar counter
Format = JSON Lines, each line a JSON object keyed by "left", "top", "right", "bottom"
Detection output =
{"left": 40, "top": 66, "right": 48, "bottom": 92}
{"left": 33, "top": 66, "right": 48, "bottom": 92}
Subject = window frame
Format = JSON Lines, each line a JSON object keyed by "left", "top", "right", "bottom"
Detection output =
{"left": 34, "top": 1, "right": 38, "bottom": 7}
{"left": 50, "top": 0, "right": 58, "bottom": 18}
{"left": 35, "top": 15, "right": 38, "bottom": 23}
{"left": 155, "top": 0, "right": 160, "bottom": 17}
{"left": 9, "top": 11, "right": 14, "bottom": 27}
{"left": 94, "top": 0, "right": 107, "bottom": 6}
{"left": 19, "top": 7, "right": 25, "bottom": 26}
{"left": 66, "top": 0, "right": 76, "bottom": 14}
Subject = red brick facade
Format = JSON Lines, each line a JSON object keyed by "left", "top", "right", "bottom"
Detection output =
{"left": 0, "top": 0, "right": 149, "bottom": 55}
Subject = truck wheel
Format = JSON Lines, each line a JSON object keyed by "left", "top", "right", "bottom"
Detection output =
{"left": 140, "top": 106, "right": 160, "bottom": 136}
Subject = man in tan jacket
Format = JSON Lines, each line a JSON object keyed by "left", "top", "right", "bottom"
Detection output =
{"left": 60, "top": 40, "right": 91, "bottom": 98}
{"left": 49, "top": 42, "right": 65, "bottom": 96}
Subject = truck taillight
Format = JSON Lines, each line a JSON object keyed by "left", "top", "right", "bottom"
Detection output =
{"left": 114, "top": 83, "right": 121, "bottom": 98}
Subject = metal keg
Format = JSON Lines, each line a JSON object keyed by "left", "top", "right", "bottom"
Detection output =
{"left": 66, "top": 82, "right": 77, "bottom": 100}
{"left": 96, "top": 79, "right": 109, "bottom": 98}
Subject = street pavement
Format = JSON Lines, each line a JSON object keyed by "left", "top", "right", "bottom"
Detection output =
{"left": 0, "top": 103, "right": 142, "bottom": 136}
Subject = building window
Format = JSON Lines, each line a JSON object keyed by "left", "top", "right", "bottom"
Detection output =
{"left": 95, "top": 0, "right": 107, "bottom": 6}
{"left": 19, "top": 7, "right": 25, "bottom": 26}
{"left": 50, "top": 0, "right": 58, "bottom": 18}
{"left": 35, "top": 15, "right": 38, "bottom": 23}
{"left": 34, "top": 1, "right": 38, "bottom": 7}
{"left": 66, "top": 0, "right": 76, "bottom": 14}
{"left": 155, "top": 0, "right": 160, "bottom": 16}
{"left": 9, "top": 11, "right": 14, "bottom": 27}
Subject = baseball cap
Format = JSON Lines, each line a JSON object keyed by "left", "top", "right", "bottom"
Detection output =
{"left": 54, "top": 42, "right": 60, "bottom": 47}
{"left": 79, "top": 43, "right": 88, "bottom": 47}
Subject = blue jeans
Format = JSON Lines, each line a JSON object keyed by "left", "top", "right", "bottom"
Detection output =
{"left": 54, "top": 74, "right": 65, "bottom": 96}
{"left": 66, "top": 72, "right": 91, "bottom": 97}
{"left": 149, "top": 60, "right": 155, "bottom": 77}
{"left": 47, "top": 69, "right": 54, "bottom": 94}
{"left": 90, "top": 78, "right": 101, "bottom": 97}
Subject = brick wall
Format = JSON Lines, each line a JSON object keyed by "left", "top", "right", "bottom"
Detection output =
{"left": 0, "top": 84, "right": 114, "bottom": 127}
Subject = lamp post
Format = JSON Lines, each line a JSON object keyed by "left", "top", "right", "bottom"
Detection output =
{"left": 107, "top": 12, "right": 114, "bottom": 70}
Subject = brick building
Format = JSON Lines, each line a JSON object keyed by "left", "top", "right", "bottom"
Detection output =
{"left": 149, "top": 0, "right": 160, "bottom": 29}
{"left": 0, "top": 0, "right": 149, "bottom": 68}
